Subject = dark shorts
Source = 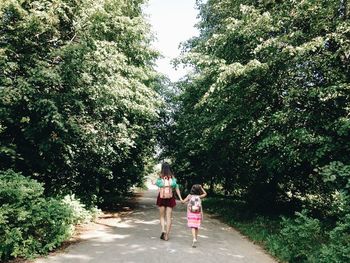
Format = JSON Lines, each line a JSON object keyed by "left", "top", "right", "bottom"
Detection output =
{"left": 156, "top": 193, "right": 176, "bottom": 208}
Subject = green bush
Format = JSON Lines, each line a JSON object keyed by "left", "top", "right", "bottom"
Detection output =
{"left": 62, "top": 195, "right": 101, "bottom": 224}
{"left": 319, "top": 213, "right": 350, "bottom": 263}
{"left": 268, "top": 210, "right": 324, "bottom": 263}
{"left": 0, "top": 170, "right": 74, "bottom": 260}
{"left": 205, "top": 196, "right": 350, "bottom": 263}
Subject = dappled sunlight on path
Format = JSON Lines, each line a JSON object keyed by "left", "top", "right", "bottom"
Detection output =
{"left": 35, "top": 190, "right": 276, "bottom": 263}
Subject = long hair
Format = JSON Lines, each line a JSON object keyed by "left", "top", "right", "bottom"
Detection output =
{"left": 160, "top": 162, "right": 173, "bottom": 178}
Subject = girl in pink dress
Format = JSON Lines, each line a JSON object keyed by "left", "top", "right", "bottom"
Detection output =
{"left": 182, "top": 184, "right": 207, "bottom": 247}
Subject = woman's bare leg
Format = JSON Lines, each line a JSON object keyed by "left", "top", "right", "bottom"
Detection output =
{"left": 159, "top": 206, "right": 166, "bottom": 233}
{"left": 165, "top": 206, "right": 173, "bottom": 240}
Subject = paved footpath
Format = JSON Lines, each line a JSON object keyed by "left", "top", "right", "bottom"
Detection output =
{"left": 35, "top": 189, "right": 277, "bottom": 263}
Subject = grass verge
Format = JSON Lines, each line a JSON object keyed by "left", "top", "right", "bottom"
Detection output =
{"left": 203, "top": 197, "right": 282, "bottom": 251}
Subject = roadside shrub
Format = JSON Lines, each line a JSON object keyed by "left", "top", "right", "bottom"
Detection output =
{"left": 319, "top": 213, "right": 350, "bottom": 263}
{"left": 268, "top": 210, "right": 324, "bottom": 263}
{"left": 317, "top": 162, "right": 350, "bottom": 262}
{"left": 0, "top": 170, "right": 74, "bottom": 260}
{"left": 204, "top": 196, "right": 350, "bottom": 263}
{"left": 62, "top": 194, "right": 101, "bottom": 224}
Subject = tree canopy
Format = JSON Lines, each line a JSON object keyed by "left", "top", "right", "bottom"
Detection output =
{"left": 165, "top": 0, "right": 350, "bottom": 212}
{"left": 0, "top": 0, "right": 162, "bottom": 204}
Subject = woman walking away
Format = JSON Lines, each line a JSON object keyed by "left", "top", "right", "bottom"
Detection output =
{"left": 153, "top": 162, "right": 183, "bottom": 241}
{"left": 182, "top": 184, "right": 207, "bottom": 247}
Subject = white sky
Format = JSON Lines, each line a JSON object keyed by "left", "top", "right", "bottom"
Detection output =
{"left": 144, "top": 0, "right": 199, "bottom": 82}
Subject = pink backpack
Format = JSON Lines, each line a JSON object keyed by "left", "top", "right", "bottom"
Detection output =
{"left": 159, "top": 178, "right": 173, "bottom": 199}
{"left": 188, "top": 195, "right": 202, "bottom": 213}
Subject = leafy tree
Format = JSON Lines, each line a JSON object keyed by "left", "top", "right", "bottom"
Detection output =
{"left": 0, "top": 0, "right": 162, "bottom": 204}
{"left": 167, "top": 0, "right": 350, "bottom": 212}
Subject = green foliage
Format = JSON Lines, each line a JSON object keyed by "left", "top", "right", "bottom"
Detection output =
{"left": 0, "top": 170, "right": 74, "bottom": 260}
{"left": 319, "top": 214, "right": 350, "bottom": 263}
{"left": 204, "top": 197, "right": 282, "bottom": 257}
{"left": 166, "top": 0, "right": 350, "bottom": 211}
{"left": 62, "top": 195, "right": 102, "bottom": 224}
{"left": 205, "top": 197, "right": 350, "bottom": 263}
{"left": 269, "top": 210, "right": 324, "bottom": 263}
{"left": 0, "top": 0, "right": 162, "bottom": 204}
{"left": 320, "top": 161, "right": 350, "bottom": 194}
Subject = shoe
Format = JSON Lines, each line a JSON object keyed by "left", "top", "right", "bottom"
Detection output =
{"left": 160, "top": 232, "right": 165, "bottom": 240}
{"left": 192, "top": 239, "right": 197, "bottom": 248}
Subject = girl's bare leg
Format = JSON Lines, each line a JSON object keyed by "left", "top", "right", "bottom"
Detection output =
{"left": 165, "top": 206, "right": 173, "bottom": 240}
{"left": 191, "top": 228, "right": 196, "bottom": 240}
{"left": 191, "top": 228, "right": 198, "bottom": 247}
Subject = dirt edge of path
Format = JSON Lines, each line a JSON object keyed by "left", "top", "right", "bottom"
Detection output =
{"left": 204, "top": 212, "right": 282, "bottom": 263}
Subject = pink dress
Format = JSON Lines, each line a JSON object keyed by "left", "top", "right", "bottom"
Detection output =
{"left": 187, "top": 195, "right": 203, "bottom": 228}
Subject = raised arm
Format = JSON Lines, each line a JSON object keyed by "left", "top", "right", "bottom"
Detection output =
{"left": 199, "top": 186, "right": 207, "bottom": 199}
